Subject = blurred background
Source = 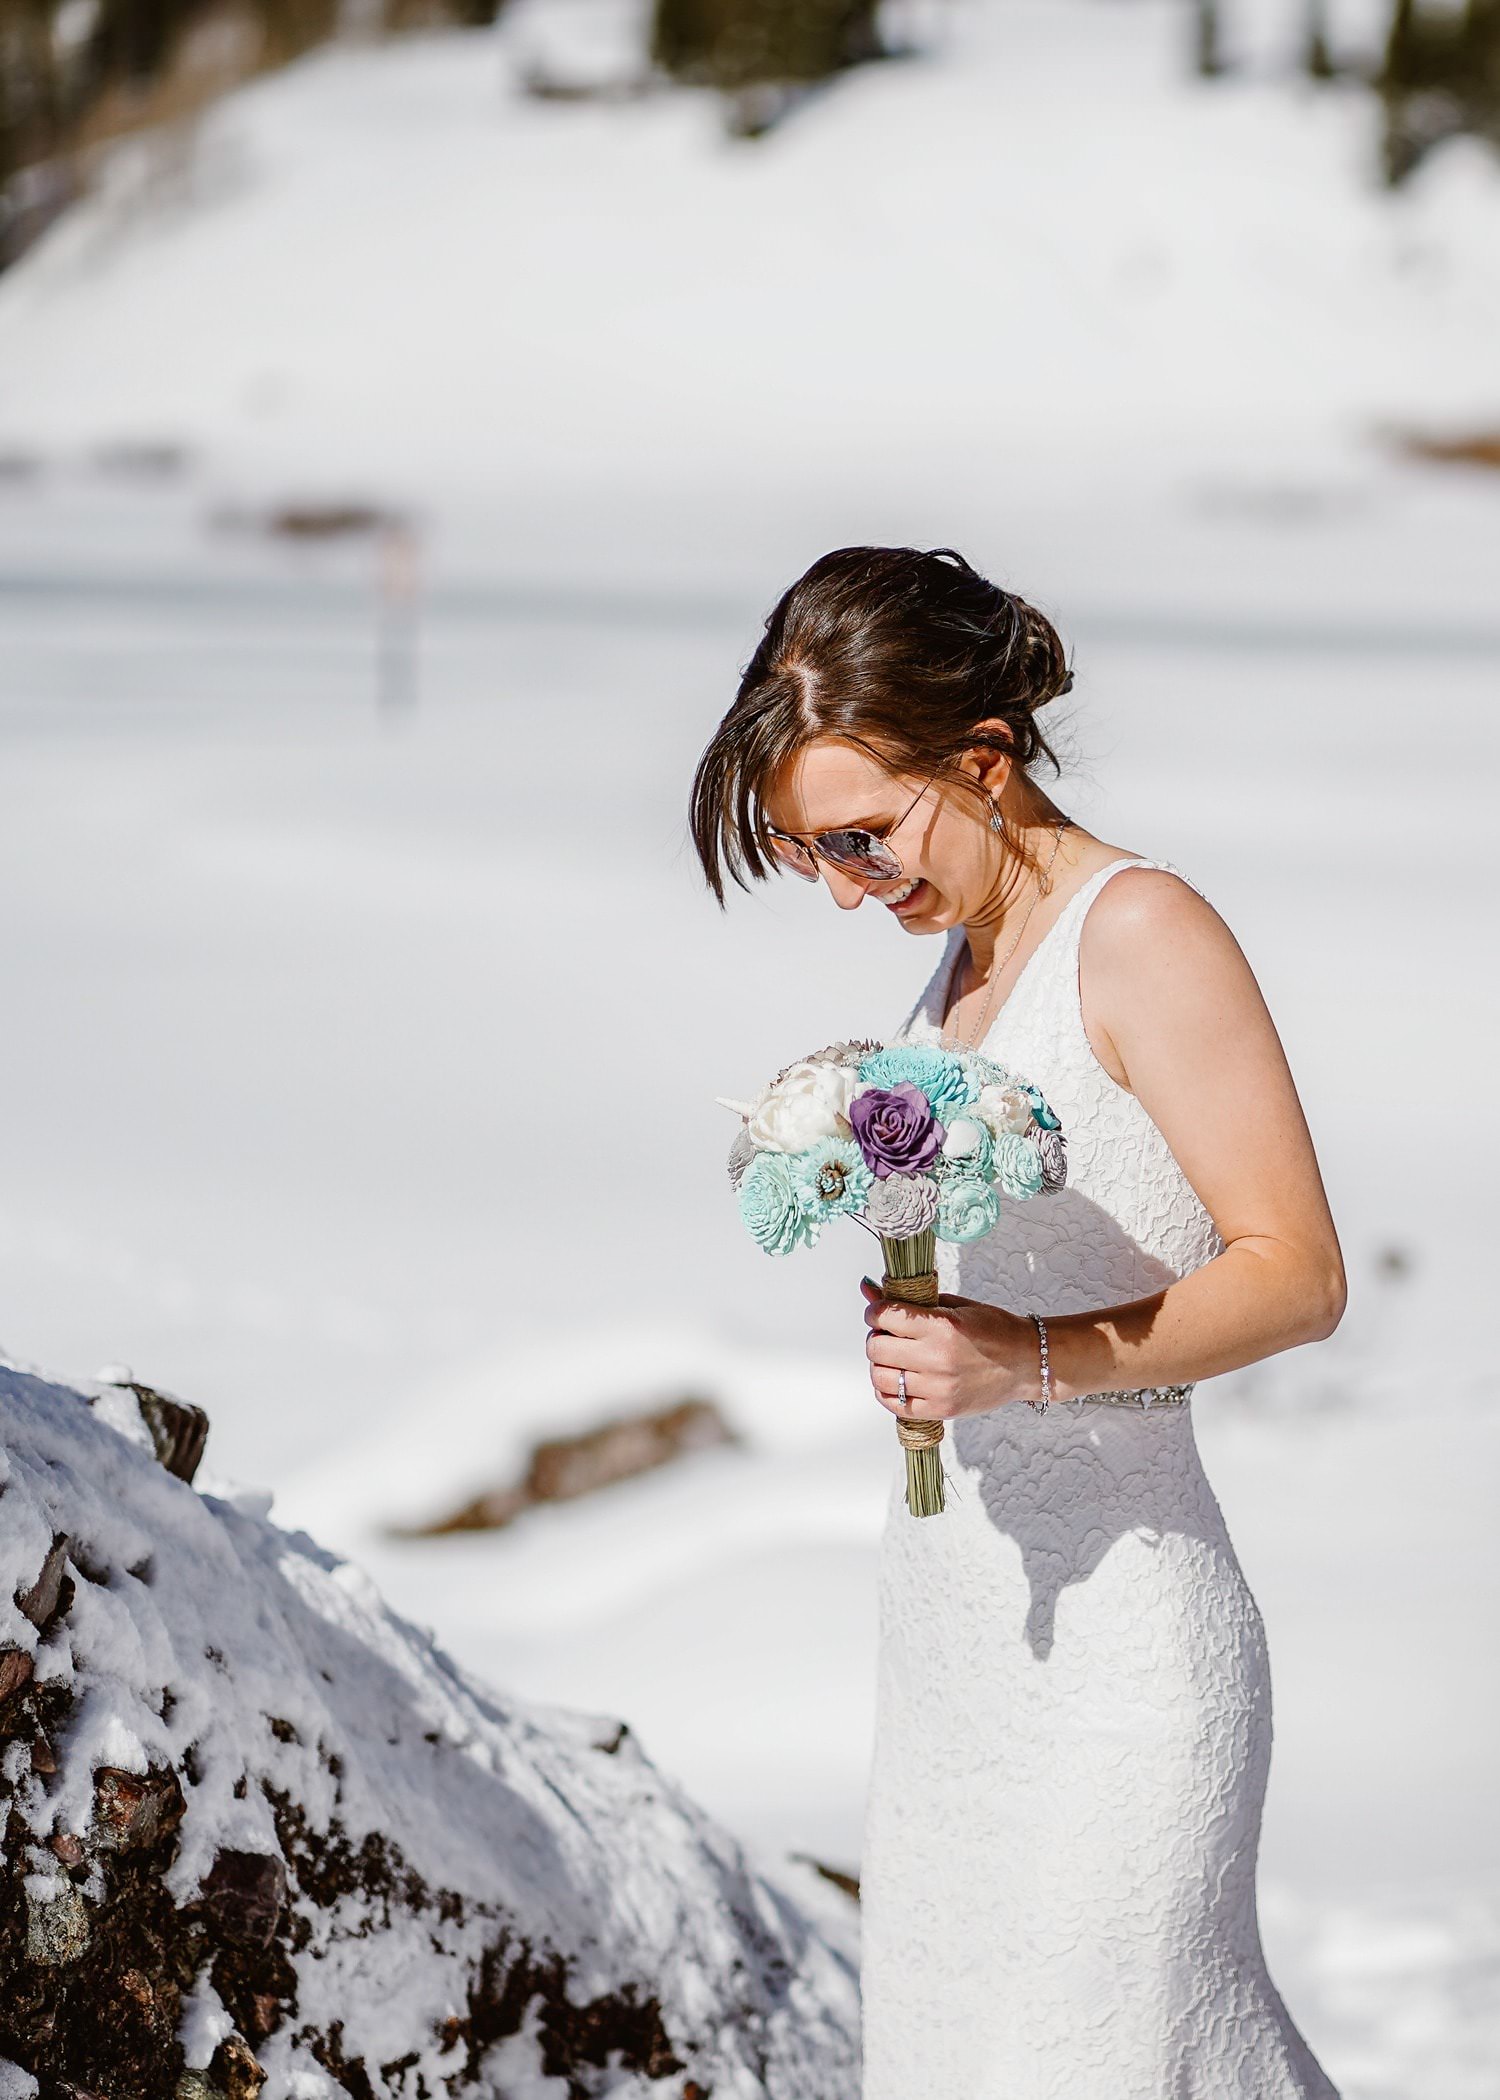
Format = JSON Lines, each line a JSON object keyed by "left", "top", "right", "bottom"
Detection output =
{"left": 1, "top": 0, "right": 1497, "bottom": 2089}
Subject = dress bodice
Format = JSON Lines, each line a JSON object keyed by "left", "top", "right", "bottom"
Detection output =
{"left": 893, "top": 855, "right": 1224, "bottom": 1320}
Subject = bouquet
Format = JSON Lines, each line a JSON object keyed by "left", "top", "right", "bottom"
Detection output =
{"left": 719, "top": 1039, "right": 1066, "bottom": 1516}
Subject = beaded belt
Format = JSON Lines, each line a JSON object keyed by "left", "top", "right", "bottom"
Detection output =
{"left": 1074, "top": 1384, "right": 1192, "bottom": 1409}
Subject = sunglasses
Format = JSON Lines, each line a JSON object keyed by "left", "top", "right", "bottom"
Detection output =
{"left": 764, "top": 770, "right": 937, "bottom": 885}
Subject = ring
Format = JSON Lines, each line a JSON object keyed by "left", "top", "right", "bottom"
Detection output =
{"left": 897, "top": 1368, "right": 909, "bottom": 1410}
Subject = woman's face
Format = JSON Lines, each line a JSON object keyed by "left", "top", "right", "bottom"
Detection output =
{"left": 763, "top": 737, "right": 1004, "bottom": 933}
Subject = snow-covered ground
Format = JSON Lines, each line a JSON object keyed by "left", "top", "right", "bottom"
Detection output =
{"left": 0, "top": 2, "right": 1497, "bottom": 2092}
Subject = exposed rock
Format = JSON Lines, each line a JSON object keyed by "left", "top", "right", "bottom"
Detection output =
{"left": 267, "top": 501, "right": 397, "bottom": 541}
{"left": 397, "top": 1391, "right": 740, "bottom": 1535}
{"left": 91, "top": 1764, "right": 187, "bottom": 1853}
{"left": 0, "top": 1359, "right": 859, "bottom": 2096}
{"left": 23, "top": 1879, "right": 90, "bottom": 1966}
{"left": 14, "top": 1534, "right": 71, "bottom": 1629}
{"left": 197, "top": 1849, "right": 287, "bottom": 1950}
{"left": 1394, "top": 425, "right": 1500, "bottom": 472}
{"left": 208, "top": 2032, "right": 266, "bottom": 2100}
{"left": 0, "top": 1648, "right": 34, "bottom": 1706}
{"left": 792, "top": 1853, "right": 862, "bottom": 1903}
{"left": 97, "top": 1376, "right": 210, "bottom": 1484}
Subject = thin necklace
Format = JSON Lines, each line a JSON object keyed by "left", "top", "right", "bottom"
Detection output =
{"left": 940, "top": 820, "right": 1069, "bottom": 1053}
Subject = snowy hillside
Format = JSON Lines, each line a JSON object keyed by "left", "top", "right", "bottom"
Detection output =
{"left": 0, "top": 1364, "right": 859, "bottom": 2097}
{"left": 0, "top": 0, "right": 1496, "bottom": 591}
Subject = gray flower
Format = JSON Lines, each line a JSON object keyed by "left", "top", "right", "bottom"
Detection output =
{"left": 865, "top": 1171, "right": 939, "bottom": 1239}
{"left": 812, "top": 1037, "right": 883, "bottom": 1068}
{"left": 773, "top": 1038, "right": 880, "bottom": 1086}
{"left": 1032, "top": 1126, "right": 1068, "bottom": 1193}
{"left": 726, "top": 1124, "right": 758, "bottom": 1191}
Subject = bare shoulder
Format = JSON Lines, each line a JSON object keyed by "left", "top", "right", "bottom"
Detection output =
{"left": 1075, "top": 859, "right": 1270, "bottom": 1087}
{"left": 1078, "top": 859, "right": 1245, "bottom": 972}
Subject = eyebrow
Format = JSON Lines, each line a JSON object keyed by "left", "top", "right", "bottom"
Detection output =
{"left": 773, "top": 809, "right": 892, "bottom": 837}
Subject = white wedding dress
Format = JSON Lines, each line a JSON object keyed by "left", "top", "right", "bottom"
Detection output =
{"left": 859, "top": 855, "right": 1338, "bottom": 2099}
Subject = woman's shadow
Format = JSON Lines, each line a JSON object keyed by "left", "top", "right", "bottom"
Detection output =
{"left": 943, "top": 1187, "right": 1226, "bottom": 1661}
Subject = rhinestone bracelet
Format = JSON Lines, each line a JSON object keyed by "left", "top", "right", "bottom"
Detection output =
{"left": 1028, "top": 1313, "right": 1052, "bottom": 1414}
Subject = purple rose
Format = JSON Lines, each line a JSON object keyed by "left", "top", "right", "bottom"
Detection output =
{"left": 848, "top": 1083, "right": 944, "bottom": 1180}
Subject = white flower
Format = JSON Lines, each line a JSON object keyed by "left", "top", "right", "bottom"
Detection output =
{"left": 940, "top": 1115, "right": 987, "bottom": 1161}
{"left": 972, "top": 1083, "right": 1034, "bottom": 1138}
{"left": 747, "top": 1060, "right": 856, "bottom": 1153}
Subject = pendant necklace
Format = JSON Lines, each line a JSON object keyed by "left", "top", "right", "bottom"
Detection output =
{"left": 940, "top": 818, "right": 1068, "bottom": 1054}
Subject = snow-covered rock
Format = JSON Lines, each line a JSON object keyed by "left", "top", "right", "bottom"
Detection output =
{"left": 0, "top": 1361, "right": 859, "bottom": 2098}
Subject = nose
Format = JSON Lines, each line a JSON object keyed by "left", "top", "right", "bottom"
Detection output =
{"left": 820, "top": 865, "right": 872, "bottom": 912}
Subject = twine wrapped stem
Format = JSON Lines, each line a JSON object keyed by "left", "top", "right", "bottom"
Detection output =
{"left": 879, "top": 1227, "right": 945, "bottom": 1518}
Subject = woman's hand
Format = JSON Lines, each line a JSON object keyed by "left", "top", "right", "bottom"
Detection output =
{"left": 860, "top": 1276, "right": 1040, "bottom": 1420}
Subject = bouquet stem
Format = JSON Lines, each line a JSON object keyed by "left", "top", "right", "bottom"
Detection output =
{"left": 879, "top": 1228, "right": 945, "bottom": 1518}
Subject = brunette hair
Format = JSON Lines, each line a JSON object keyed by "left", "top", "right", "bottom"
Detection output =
{"left": 688, "top": 545, "right": 1072, "bottom": 906}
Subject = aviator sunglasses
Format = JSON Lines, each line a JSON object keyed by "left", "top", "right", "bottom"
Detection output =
{"left": 764, "top": 769, "right": 938, "bottom": 885}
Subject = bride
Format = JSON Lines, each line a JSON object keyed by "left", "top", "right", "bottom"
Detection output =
{"left": 689, "top": 545, "right": 1345, "bottom": 2097}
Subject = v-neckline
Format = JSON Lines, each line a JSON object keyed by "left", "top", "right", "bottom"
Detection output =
{"left": 930, "top": 856, "right": 1138, "bottom": 1055}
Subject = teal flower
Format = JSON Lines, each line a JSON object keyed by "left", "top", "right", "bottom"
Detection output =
{"left": 1023, "top": 1082, "right": 1061, "bottom": 1131}
{"left": 789, "top": 1136, "right": 873, "bottom": 1240}
{"left": 935, "top": 1173, "right": 1000, "bottom": 1243}
{"left": 991, "top": 1130, "right": 1045, "bottom": 1199}
{"left": 856, "top": 1044, "right": 973, "bottom": 1118}
{"left": 738, "top": 1150, "right": 811, "bottom": 1256}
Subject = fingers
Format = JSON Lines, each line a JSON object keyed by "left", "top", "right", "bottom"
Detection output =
{"left": 870, "top": 1364, "right": 910, "bottom": 1418}
{"left": 862, "top": 1294, "right": 947, "bottom": 1337}
{"left": 865, "top": 1330, "right": 923, "bottom": 1371}
{"left": 869, "top": 1365, "right": 950, "bottom": 1420}
{"left": 860, "top": 1277, "right": 954, "bottom": 1418}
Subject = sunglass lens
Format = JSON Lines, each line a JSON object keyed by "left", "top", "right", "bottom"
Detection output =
{"left": 817, "top": 830, "right": 904, "bottom": 880}
{"left": 768, "top": 833, "right": 819, "bottom": 881}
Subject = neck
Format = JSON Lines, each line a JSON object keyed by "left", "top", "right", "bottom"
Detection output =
{"left": 961, "top": 813, "right": 1065, "bottom": 978}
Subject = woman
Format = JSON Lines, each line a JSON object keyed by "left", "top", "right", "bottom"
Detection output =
{"left": 689, "top": 546, "right": 1345, "bottom": 2097}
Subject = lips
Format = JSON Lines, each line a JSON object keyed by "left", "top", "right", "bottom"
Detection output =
{"left": 884, "top": 878, "right": 929, "bottom": 915}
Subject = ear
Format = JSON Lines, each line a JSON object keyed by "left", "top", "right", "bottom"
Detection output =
{"left": 958, "top": 720, "right": 1016, "bottom": 801}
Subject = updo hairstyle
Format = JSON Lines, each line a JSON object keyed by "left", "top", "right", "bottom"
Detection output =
{"left": 688, "top": 544, "right": 1073, "bottom": 906}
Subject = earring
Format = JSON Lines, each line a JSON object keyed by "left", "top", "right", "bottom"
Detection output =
{"left": 989, "top": 804, "right": 1003, "bottom": 834}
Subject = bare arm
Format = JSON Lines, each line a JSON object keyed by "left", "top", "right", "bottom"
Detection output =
{"left": 862, "top": 868, "right": 1347, "bottom": 1417}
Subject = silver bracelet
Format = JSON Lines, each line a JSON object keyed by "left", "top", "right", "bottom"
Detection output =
{"left": 1028, "top": 1313, "right": 1052, "bottom": 1413}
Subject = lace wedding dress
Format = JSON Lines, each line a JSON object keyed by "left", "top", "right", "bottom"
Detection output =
{"left": 859, "top": 855, "right": 1338, "bottom": 2099}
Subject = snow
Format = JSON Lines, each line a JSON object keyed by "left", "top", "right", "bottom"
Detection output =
{"left": 0, "top": 1365, "right": 859, "bottom": 2093}
{"left": 0, "top": 2, "right": 1497, "bottom": 2091}
{"left": 179, "top": 1970, "right": 238, "bottom": 2068}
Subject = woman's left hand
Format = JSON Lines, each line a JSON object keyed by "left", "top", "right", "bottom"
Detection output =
{"left": 860, "top": 1276, "right": 1040, "bottom": 1419}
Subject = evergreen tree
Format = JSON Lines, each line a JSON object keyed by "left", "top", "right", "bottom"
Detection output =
{"left": 651, "top": 0, "right": 881, "bottom": 90}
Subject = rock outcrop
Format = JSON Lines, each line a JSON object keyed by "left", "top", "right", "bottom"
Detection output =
{"left": 0, "top": 1362, "right": 859, "bottom": 2099}
{"left": 394, "top": 1394, "right": 741, "bottom": 1537}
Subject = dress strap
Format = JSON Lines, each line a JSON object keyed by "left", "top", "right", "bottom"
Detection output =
{"left": 1049, "top": 854, "right": 1204, "bottom": 1056}
{"left": 1062, "top": 855, "right": 1206, "bottom": 944}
